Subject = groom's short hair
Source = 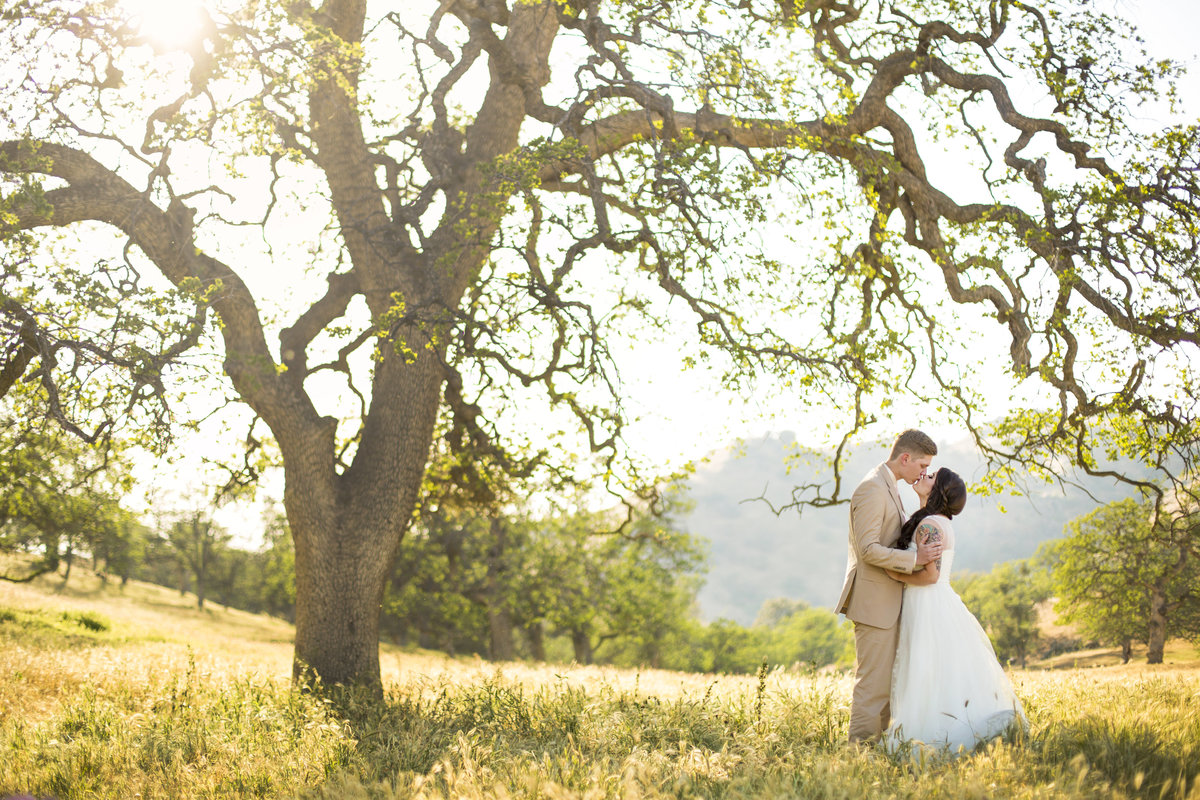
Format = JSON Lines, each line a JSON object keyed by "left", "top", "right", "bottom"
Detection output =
{"left": 889, "top": 429, "right": 938, "bottom": 460}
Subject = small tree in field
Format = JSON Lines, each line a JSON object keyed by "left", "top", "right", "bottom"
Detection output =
{"left": 163, "top": 509, "right": 231, "bottom": 610}
{"left": 1046, "top": 497, "right": 1200, "bottom": 664}
{"left": 2, "top": 0, "right": 1199, "bottom": 686}
{"left": 385, "top": 491, "right": 704, "bottom": 665}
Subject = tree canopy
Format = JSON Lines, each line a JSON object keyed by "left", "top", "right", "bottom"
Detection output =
{"left": 1045, "top": 495, "right": 1200, "bottom": 663}
{"left": 2, "top": 0, "right": 1198, "bottom": 685}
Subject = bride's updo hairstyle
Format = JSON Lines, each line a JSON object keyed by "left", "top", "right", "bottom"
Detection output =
{"left": 894, "top": 468, "right": 967, "bottom": 551}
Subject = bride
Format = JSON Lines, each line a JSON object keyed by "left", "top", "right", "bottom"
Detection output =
{"left": 883, "top": 468, "right": 1027, "bottom": 755}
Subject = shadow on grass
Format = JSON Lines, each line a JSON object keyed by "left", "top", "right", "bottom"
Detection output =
{"left": 1035, "top": 715, "right": 1199, "bottom": 799}
{"left": 0, "top": 605, "right": 114, "bottom": 649}
{"left": 310, "top": 669, "right": 851, "bottom": 799}
{"left": 321, "top": 674, "right": 762, "bottom": 779}
{"left": 299, "top": 673, "right": 905, "bottom": 800}
{"left": 321, "top": 676, "right": 592, "bottom": 781}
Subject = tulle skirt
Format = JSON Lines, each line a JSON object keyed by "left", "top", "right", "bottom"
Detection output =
{"left": 886, "top": 582, "right": 1027, "bottom": 756}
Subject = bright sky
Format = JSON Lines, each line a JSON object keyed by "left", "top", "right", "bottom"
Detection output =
{"left": 110, "top": 0, "right": 1200, "bottom": 537}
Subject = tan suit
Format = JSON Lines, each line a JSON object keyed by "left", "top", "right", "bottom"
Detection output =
{"left": 836, "top": 462, "right": 918, "bottom": 742}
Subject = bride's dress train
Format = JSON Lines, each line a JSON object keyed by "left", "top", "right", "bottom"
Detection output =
{"left": 886, "top": 515, "right": 1027, "bottom": 755}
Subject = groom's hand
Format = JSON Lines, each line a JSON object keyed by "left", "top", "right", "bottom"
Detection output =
{"left": 915, "top": 533, "right": 943, "bottom": 566}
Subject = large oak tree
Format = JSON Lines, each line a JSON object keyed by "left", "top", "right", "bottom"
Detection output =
{"left": 1, "top": 0, "right": 1198, "bottom": 686}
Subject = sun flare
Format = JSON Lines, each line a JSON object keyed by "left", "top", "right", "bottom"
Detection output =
{"left": 125, "top": 0, "right": 212, "bottom": 53}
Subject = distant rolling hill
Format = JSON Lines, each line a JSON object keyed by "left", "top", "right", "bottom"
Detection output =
{"left": 679, "top": 433, "right": 1145, "bottom": 624}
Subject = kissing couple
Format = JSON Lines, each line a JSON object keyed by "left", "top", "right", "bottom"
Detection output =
{"left": 836, "top": 429, "right": 1027, "bottom": 754}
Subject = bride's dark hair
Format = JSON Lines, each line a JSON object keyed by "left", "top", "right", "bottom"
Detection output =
{"left": 894, "top": 468, "right": 967, "bottom": 550}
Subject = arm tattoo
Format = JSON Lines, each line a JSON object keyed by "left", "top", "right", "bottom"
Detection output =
{"left": 918, "top": 521, "right": 942, "bottom": 571}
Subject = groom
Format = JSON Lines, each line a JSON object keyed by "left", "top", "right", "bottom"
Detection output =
{"left": 836, "top": 429, "right": 942, "bottom": 743}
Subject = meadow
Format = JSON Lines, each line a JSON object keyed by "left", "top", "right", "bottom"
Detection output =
{"left": 1, "top": 569, "right": 1198, "bottom": 800}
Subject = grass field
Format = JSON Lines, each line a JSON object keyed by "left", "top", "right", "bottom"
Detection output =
{"left": 2, "top": 569, "right": 1198, "bottom": 799}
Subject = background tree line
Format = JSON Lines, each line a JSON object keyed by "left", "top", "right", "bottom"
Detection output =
{"left": 0, "top": 418, "right": 855, "bottom": 673}
{"left": 381, "top": 491, "right": 856, "bottom": 673}
{"left": 5, "top": 414, "right": 1198, "bottom": 671}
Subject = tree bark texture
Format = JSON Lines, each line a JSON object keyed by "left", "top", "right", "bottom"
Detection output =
{"left": 285, "top": 404, "right": 436, "bottom": 686}
{"left": 572, "top": 629, "right": 593, "bottom": 665}
{"left": 1147, "top": 586, "right": 1168, "bottom": 664}
{"left": 485, "top": 517, "right": 515, "bottom": 661}
{"left": 525, "top": 623, "right": 546, "bottom": 662}
{"left": 292, "top": 519, "right": 391, "bottom": 686}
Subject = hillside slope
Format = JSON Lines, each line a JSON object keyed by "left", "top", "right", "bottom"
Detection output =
{"left": 0, "top": 564, "right": 740, "bottom": 696}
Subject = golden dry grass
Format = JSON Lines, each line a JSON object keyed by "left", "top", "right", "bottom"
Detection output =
{"left": 2, "top": 567, "right": 1199, "bottom": 800}
{"left": 0, "top": 567, "right": 805, "bottom": 708}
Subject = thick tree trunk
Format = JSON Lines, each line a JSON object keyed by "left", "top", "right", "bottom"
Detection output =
{"left": 1121, "top": 638, "right": 1132, "bottom": 663}
{"left": 283, "top": 365, "right": 440, "bottom": 688}
{"left": 489, "top": 609, "right": 515, "bottom": 661}
{"left": 293, "top": 553, "right": 387, "bottom": 685}
{"left": 572, "top": 629, "right": 593, "bottom": 665}
{"left": 291, "top": 505, "right": 398, "bottom": 688}
{"left": 1147, "top": 586, "right": 1168, "bottom": 664}
{"left": 485, "top": 517, "right": 515, "bottom": 661}
{"left": 525, "top": 622, "right": 546, "bottom": 662}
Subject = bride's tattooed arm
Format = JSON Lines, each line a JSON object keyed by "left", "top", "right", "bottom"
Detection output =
{"left": 887, "top": 522, "right": 942, "bottom": 585}
{"left": 916, "top": 522, "right": 942, "bottom": 572}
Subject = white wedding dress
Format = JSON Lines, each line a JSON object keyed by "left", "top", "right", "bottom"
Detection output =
{"left": 886, "top": 514, "right": 1027, "bottom": 756}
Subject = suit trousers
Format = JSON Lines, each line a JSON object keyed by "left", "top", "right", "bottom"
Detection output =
{"left": 848, "top": 619, "right": 901, "bottom": 742}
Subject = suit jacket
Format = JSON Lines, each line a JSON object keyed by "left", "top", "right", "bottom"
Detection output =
{"left": 835, "top": 462, "right": 918, "bottom": 628}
